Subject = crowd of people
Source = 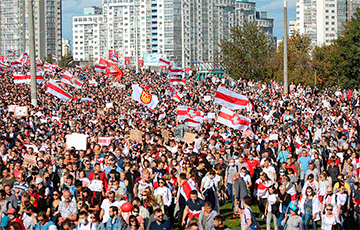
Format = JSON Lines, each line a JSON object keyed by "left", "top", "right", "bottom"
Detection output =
{"left": 0, "top": 63, "right": 360, "bottom": 230}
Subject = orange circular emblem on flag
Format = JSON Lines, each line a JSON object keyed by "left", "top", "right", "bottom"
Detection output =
{"left": 140, "top": 90, "right": 152, "bottom": 104}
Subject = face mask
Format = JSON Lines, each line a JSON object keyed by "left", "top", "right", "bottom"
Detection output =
{"left": 234, "top": 156, "right": 238, "bottom": 160}
{"left": 307, "top": 192, "right": 312, "bottom": 196}
{"left": 113, "top": 186, "right": 118, "bottom": 190}
{"left": 79, "top": 219, "right": 87, "bottom": 225}
{"left": 142, "top": 195, "right": 147, "bottom": 200}
{"left": 211, "top": 176, "right": 215, "bottom": 180}
{"left": 249, "top": 157, "right": 253, "bottom": 160}
{"left": 229, "top": 163, "right": 234, "bottom": 166}
{"left": 172, "top": 162, "right": 177, "bottom": 166}
{"left": 9, "top": 216, "right": 15, "bottom": 220}
{"left": 280, "top": 172, "right": 285, "bottom": 175}
{"left": 133, "top": 212, "right": 139, "bottom": 216}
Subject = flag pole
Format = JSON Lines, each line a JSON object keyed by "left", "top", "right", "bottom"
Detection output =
{"left": 29, "top": 0, "right": 37, "bottom": 106}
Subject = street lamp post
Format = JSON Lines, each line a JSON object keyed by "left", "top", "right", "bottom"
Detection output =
{"left": 284, "top": 0, "right": 288, "bottom": 95}
{"left": 29, "top": 0, "right": 37, "bottom": 106}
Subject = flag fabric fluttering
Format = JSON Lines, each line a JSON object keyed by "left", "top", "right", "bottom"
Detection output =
{"left": 94, "top": 63, "right": 106, "bottom": 73}
{"left": 61, "top": 71, "right": 75, "bottom": 85}
{"left": 177, "top": 106, "right": 204, "bottom": 128}
{"left": 14, "top": 72, "right": 44, "bottom": 84}
{"left": 169, "top": 86, "right": 183, "bottom": 102}
{"left": 111, "top": 55, "right": 118, "bottom": 62}
{"left": 131, "top": 84, "right": 159, "bottom": 109}
{"left": 217, "top": 107, "right": 251, "bottom": 131}
{"left": 45, "top": 79, "right": 73, "bottom": 101}
{"left": 168, "top": 65, "right": 185, "bottom": 76}
{"left": 170, "top": 77, "right": 186, "bottom": 86}
{"left": 214, "top": 86, "right": 249, "bottom": 110}
{"left": 52, "top": 55, "right": 58, "bottom": 60}
{"left": 99, "top": 58, "right": 123, "bottom": 81}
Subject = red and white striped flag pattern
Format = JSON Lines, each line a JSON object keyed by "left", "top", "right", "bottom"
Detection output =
{"left": 180, "top": 180, "right": 202, "bottom": 201}
{"left": 73, "top": 78, "right": 83, "bottom": 89}
{"left": 45, "top": 79, "right": 72, "bottom": 101}
{"left": 214, "top": 86, "right": 249, "bottom": 110}
{"left": 217, "top": 107, "right": 251, "bottom": 131}
{"left": 14, "top": 72, "right": 43, "bottom": 84}
{"left": 177, "top": 106, "right": 204, "bottom": 127}
{"left": 36, "top": 58, "right": 42, "bottom": 67}
{"left": 169, "top": 86, "right": 182, "bottom": 102}
{"left": 168, "top": 65, "right": 184, "bottom": 76}
{"left": 111, "top": 55, "right": 118, "bottom": 62}
{"left": 159, "top": 57, "right": 172, "bottom": 66}
{"left": 95, "top": 63, "right": 106, "bottom": 73}
{"left": 52, "top": 63, "right": 58, "bottom": 69}
{"left": 43, "top": 62, "right": 52, "bottom": 72}
{"left": 11, "top": 60, "right": 23, "bottom": 69}
{"left": 170, "top": 77, "right": 186, "bottom": 86}
{"left": 52, "top": 55, "right": 58, "bottom": 60}
{"left": 61, "top": 71, "right": 75, "bottom": 85}
{"left": 0, "top": 61, "right": 8, "bottom": 68}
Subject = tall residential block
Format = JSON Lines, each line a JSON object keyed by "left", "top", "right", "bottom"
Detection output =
{"left": 0, "top": 0, "right": 62, "bottom": 60}
{"left": 296, "top": 0, "right": 360, "bottom": 47}
{"left": 73, "top": 0, "right": 274, "bottom": 67}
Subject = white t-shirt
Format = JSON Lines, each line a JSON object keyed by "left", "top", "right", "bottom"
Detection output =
{"left": 267, "top": 194, "right": 278, "bottom": 212}
{"left": 263, "top": 166, "right": 276, "bottom": 182}
{"left": 100, "top": 199, "right": 120, "bottom": 223}
{"left": 240, "top": 173, "right": 252, "bottom": 187}
{"left": 76, "top": 222, "right": 97, "bottom": 230}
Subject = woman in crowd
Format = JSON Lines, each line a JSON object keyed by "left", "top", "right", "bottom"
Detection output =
{"left": 299, "top": 187, "right": 321, "bottom": 230}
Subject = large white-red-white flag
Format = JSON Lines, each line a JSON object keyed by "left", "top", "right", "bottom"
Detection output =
{"left": 73, "top": 78, "right": 83, "bottom": 89}
{"left": 0, "top": 61, "right": 8, "bottom": 68}
{"left": 61, "top": 71, "right": 75, "bottom": 85}
{"left": 52, "top": 55, "right": 58, "bottom": 60}
{"left": 177, "top": 106, "right": 204, "bottom": 127}
{"left": 168, "top": 65, "right": 184, "bottom": 76}
{"left": 180, "top": 179, "right": 202, "bottom": 201}
{"left": 170, "top": 77, "right": 186, "bottom": 86}
{"left": 169, "top": 86, "right": 183, "bottom": 102}
{"left": 131, "top": 84, "right": 159, "bottom": 109}
{"left": 45, "top": 79, "right": 72, "bottom": 101}
{"left": 94, "top": 63, "right": 106, "bottom": 73}
{"left": 214, "top": 86, "right": 249, "bottom": 110}
{"left": 11, "top": 60, "right": 23, "bottom": 69}
{"left": 14, "top": 72, "right": 44, "bottom": 84}
{"left": 159, "top": 57, "right": 173, "bottom": 66}
{"left": 217, "top": 107, "right": 251, "bottom": 131}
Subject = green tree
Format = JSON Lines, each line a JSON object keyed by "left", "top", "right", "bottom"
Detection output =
{"left": 44, "top": 53, "right": 52, "bottom": 64}
{"left": 267, "top": 33, "right": 315, "bottom": 86}
{"left": 59, "top": 52, "right": 74, "bottom": 68}
{"left": 218, "top": 21, "right": 273, "bottom": 81}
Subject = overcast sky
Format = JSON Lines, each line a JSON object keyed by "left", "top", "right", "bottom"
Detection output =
{"left": 62, "top": 0, "right": 297, "bottom": 42}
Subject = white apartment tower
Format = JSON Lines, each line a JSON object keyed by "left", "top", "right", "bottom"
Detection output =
{"left": 296, "top": 0, "right": 360, "bottom": 47}
{"left": 0, "top": 0, "right": 62, "bottom": 60}
{"left": 73, "top": 0, "right": 274, "bottom": 67}
{"left": 72, "top": 13, "right": 107, "bottom": 63}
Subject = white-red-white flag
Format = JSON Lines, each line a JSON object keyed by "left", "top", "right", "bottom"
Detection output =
{"left": 159, "top": 57, "right": 173, "bottom": 66}
{"left": 45, "top": 79, "right": 72, "bottom": 101}
{"left": 43, "top": 62, "right": 52, "bottom": 72}
{"left": 14, "top": 72, "right": 43, "bottom": 84}
{"left": 169, "top": 86, "right": 183, "bottom": 102}
{"left": 131, "top": 84, "right": 159, "bottom": 109}
{"left": 11, "top": 60, "right": 23, "bottom": 69}
{"left": 214, "top": 86, "right": 249, "bottom": 110}
{"left": 73, "top": 78, "right": 83, "bottom": 89}
{"left": 180, "top": 180, "right": 202, "bottom": 202}
{"left": 0, "top": 61, "right": 8, "bottom": 68}
{"left": 170, "top": 77, "right": 186, "bottom": 86}
{"left": 52, "top": 55, "right": 58, "bottom": 60}
{"left": 61, "top": 71, "right": 75, "bottom": 85}
{"left": 217, "top": 107, "right": 251, "bottom": 131}
{"left": 168, "top": 65, "right": 184, "bottom": 76}
{"left": 177, "top": 106, "right": 204, "bottom": 128}
{"left": 94, "top": 63, "right": 106, "bottom": 73}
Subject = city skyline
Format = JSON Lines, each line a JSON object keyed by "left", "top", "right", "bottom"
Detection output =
{"left": 62, "top": 0, "right": 297, "bottom": 43}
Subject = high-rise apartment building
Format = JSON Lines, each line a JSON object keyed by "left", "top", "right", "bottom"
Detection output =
{"left": 0, "top": 0, "right": 62, "bottom": 60}
{"left": 296, "top": 0, "right": 360, "bottom": 47}
{"left": 72, "top": 7, "right": 107, "bottom": 64}
{"left": 62, "top": 38, "right": 71, "bottom": 57}
{"left": 289, "top": 20, "right": 297, "bottom": 37}
{"left": 73, "top": 0, "right": 274, "bottom": 67}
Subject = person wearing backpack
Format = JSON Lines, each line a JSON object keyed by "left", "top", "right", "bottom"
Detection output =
{"left": 241, "top": 195, "right": 260, "bottom": 230}
{"left": 224, "top": 158, "right": 240, "bottom": 208}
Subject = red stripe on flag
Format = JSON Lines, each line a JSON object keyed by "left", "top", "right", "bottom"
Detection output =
{"left": 48, "top": 83, "right": 72, "bottom": 99}
{"left": 215, "top": 91, "right": 249, "bottom": 106}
